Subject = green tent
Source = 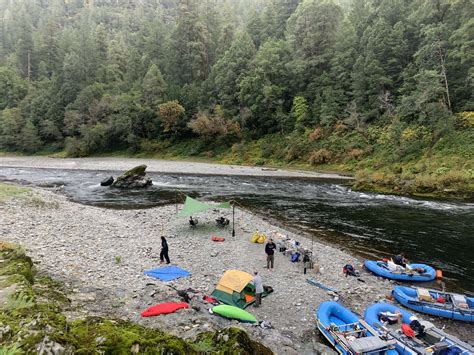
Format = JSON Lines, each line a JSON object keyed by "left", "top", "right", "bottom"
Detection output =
{"left": 177, "top": 195, "right": 231, "bottom": 218}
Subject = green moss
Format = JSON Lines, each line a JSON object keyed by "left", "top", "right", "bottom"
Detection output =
{"left": 193, "top": 328, "right": 273, "bottom": 355}
{"left": 0, "top": 249, "right": 34, "bottom": 284}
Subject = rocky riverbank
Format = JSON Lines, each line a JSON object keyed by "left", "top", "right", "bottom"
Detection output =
{"left": 0, "top": 156, "right": 353, "bottom": 180}
{"left": 0, "top": 240, "right": 271, "bottom": 354}
{"left": 1, "top": 185, "right": 472, "bottom": 354}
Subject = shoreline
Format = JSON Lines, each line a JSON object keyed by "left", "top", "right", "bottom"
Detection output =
{"left": 1, "top": 185, "right": 472, "bottom": 354}
{"left": 0, "top": 156, "right": 353, "bottom": 181}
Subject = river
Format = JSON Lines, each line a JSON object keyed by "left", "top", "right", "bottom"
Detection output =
{"left": 1, "top": 166, "right": 473, "bottom": 293}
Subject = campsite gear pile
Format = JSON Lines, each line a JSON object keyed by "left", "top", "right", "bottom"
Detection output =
{"left": 251, "top": 231, "right": 266, "bottom": 243}
{"left": 268, "top": 231, "right": 316, "bottom": 270}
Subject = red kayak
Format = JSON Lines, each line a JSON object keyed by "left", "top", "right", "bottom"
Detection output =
{"left": 141, "top": 302, "right": 189, "bottom": 317}
{"left": 211, "top": 237, "right": 225, "bottom": 242}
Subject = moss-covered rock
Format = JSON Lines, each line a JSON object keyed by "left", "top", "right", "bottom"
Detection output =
{"left": 194, "top": 328, "right": 273, "bottom": 354}
{"left": 0, "top": 242, "right": 273, "bottom": 354}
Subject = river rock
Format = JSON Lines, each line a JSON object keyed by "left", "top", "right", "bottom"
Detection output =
{"left": 100, "top": 176, "right": 114, "bottom": 186}
{"left": 111, "top": 165, "right": 152, "bottom": 188}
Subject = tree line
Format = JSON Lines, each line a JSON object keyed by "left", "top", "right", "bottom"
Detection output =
{"left": 0, "top": 0, "right": 472, "bottom": 157}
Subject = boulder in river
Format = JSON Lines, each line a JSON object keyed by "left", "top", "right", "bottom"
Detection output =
{"left": 100, "top": 176, "right": 114, "bottom": 186}
{"left": 111, "top": 165, "right": 152, "bottom": 188}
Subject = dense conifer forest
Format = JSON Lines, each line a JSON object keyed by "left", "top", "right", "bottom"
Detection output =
{"left": 0, "top": 0, "right": 473, "bottom": 196}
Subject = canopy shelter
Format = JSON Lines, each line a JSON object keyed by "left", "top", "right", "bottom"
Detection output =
{"left": 211, "top": 270, "right": 271, "bottom": 309}
{"left": 177, "top": 195, "right": 231, "bottom": 217}
{"left": 177, "top": 195, "right": 235, "bottom": 236}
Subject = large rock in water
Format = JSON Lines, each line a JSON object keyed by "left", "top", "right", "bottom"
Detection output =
{"left": 111, "top": 165, "right": 152, "bottom": 188}
{"left": 100, "top": 176, "right": 114, "bottom": 186}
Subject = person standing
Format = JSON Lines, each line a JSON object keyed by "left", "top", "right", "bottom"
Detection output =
{"left": 251, "top": 271, "right": 264, "bottom": 307}
{"left": 160, "top": 236, "right": 170, "bottom": 264}
{"left": 265, "top": 238, "right": 276, "bottom": 269}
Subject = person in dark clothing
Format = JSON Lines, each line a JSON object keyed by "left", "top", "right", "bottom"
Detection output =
{"left": 265, "top": 238, "right": 277, "bottom": 269}
{"left": 393, "top": 253, "right": 407, "bottom": 268}
{"left": 189, "top": 216, "right": 197, "bottom": 228}
{"left": 160, "top": 236, "right": 170, "bottom": 264}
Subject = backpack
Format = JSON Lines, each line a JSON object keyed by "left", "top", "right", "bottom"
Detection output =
{"left": 409, "top": 319, "right": 425, "bottom": 336}
{"left": 291, "top": 252, "right": 300, "bottom": 262}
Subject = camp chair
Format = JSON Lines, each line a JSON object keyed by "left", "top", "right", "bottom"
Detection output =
{"left": 189, "top": 218, "right": 198, "bottom": 228}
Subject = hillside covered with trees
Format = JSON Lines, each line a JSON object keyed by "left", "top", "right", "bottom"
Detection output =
{"left": 0, "top": 0, "right": 473, "bottom": 197}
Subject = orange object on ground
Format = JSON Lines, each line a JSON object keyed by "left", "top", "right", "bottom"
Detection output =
{"left": 211, "top": 237, "right": 225, "bottom": 242}
{"left": 436, "top": 269, "right": 443, "bottom": 279}
{"left": 401, "top": 323, "right": 415, "bottom": 337}
{"left": 203, "top": 295, "right": 218, "bottom": 303}
{"left": 244, "top": 294, "right": 254, "bottom": 302}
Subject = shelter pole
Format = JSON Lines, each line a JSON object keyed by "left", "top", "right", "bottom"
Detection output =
{"left": 232, "top": 203, "right": 235, "bottom": 237}
{"left": 175, "top": 189, "right": 178, "bottom": 214}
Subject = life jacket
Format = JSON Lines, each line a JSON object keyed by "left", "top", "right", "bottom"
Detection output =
{"left": 401, "top": 323, "right": 415, "bottom": 337}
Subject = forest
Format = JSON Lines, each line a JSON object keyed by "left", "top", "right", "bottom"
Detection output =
{"left": 0, "top": 0, "right": 473, "bottom": 196}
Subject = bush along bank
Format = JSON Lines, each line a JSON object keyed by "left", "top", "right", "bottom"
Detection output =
{"left": 0, "top": 243, "right": 272, "bottom": 354}
{"left": 67, "top": 113, "right": 471, "bottom": 200}
{"left": 212, "top": 114, "right": 473, "bottom": 200}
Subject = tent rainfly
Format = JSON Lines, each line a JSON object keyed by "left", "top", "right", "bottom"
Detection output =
{"left": 210, "top": 270, "right": 271, "bottom": 309}
{"left": 177, "top": 195, "right": 231, "bottom": 218}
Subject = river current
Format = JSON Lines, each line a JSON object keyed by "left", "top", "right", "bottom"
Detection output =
{"left": 1, "top": 167, "right": 473, "bottom": 293}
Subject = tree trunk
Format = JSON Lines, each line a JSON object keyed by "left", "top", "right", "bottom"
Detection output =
{"left": 436, "top": 40, "right": 451, "bottom": 111}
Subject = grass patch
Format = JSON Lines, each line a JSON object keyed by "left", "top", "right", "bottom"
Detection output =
{"left": 0, "top": 183, "right": 31, "bottom": 202}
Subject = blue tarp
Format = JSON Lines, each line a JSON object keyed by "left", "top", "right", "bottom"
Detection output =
{"left": 144, "top": 265, "right": 191, "bottom": 281}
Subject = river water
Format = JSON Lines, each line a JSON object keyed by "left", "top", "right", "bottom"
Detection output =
{"left": 1, "top": 167, "right": 473, "bottom": 293}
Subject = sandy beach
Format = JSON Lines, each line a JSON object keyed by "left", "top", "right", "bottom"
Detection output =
{"left": 1, "top": 182, "right": 472, "bottom": 354}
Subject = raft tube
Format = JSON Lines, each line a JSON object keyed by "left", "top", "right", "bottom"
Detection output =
{"left": 364, "top": 302, "right": 474, "bottom": 354}
{"left": 364, "top": 260, "right": 435, "bottom": 281}
{"left": 316, "top": 301, "right": 397, "bottom": 355}
{"left": 392, "top": 286, "right": 474, "bottom": 322}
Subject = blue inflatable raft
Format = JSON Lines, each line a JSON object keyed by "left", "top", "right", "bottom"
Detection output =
{"left": 316, "top": 301, "right": 397, "bottom": 354}
{"left": 364, "top": 260, "right": 436, "bottom": 282}
{"left": 392, "top": 286, "right": 474, "bottom": 322}
{"left": 364, "top": 302, "right": 474, "bottom": 354}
